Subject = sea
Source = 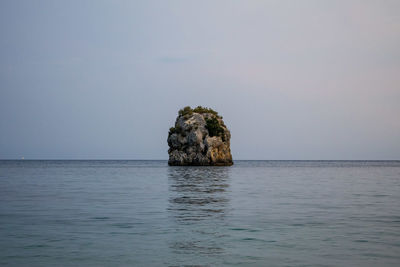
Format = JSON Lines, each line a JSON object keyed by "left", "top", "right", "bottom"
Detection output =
{"left": 0, "top": 160, "right": 400, "bottom": 266}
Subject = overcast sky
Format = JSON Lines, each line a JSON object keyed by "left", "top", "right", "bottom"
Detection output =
{"left": 1, "top": 0, "right": 399, "bottom": 160}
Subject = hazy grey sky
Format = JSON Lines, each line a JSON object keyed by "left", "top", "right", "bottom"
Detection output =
{"left": 1, "top": 0, "right": 399, "bottom": 160}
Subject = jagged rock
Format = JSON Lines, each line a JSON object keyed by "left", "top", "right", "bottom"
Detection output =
{"left": 167, "top": 106, "right": 233, "bottom": 166}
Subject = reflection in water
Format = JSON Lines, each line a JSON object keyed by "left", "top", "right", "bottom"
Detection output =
{"left": 168, "top": 166, "right": 231, "bottom": 258}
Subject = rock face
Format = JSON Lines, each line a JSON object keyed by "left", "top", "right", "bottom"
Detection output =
{"left": 168, "top": 106, "right": 233, "bottom": 166}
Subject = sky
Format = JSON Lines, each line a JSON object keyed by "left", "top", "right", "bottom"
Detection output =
{"left": 0, "top": 0, "right": 399, "bottom": 160}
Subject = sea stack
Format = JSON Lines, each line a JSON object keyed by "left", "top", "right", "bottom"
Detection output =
{"left": 167, "top": 106, "right": 233, "bottom": 166}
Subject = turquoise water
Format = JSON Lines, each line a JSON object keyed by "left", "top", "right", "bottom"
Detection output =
{"left": 1, "top": 160, "right": 400, "bottom": 266}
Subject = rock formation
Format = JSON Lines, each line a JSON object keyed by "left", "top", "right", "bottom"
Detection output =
{"left": 168, "top": 106, "right": 233, "bottom": 166}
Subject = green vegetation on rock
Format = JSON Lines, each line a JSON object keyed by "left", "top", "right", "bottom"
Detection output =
{"left": 168, "top": 127, "right": 176, "bottom": 136}
{"left": 178, "top": 106, "right": 193, "bottom": 117}
{"left": 205, "top": 117, "right": 225, "bottom": 141}
{"left": 178, "top": 106, "right": 221, "bottom": 118}
{"left": 168, "top": 126, "right": 183, "bottom": 137}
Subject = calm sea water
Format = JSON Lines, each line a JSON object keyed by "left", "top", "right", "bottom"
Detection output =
{"left": 1, "top": 160, "right": 400, "bottom": 266}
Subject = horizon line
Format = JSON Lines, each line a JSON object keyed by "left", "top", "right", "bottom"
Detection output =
{"left": 1, "top": 159, "right": 400, "bottom": 161}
